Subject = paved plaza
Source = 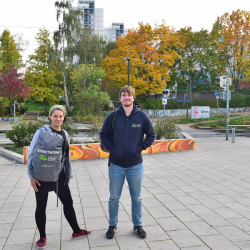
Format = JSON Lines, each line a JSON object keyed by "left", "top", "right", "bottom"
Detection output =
{"left": 1, "top": 139, "right": 250, "bottom": 249}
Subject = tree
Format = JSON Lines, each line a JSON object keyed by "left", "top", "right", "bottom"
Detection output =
{"left": 71, "top": 64, "right": 108, "bottom": 113}
{"left": 212, "top": 9, "right": 250, "bottom": 93}
{"left": 71, "top": 64, "right": 105, "bottom": 92}
{"left": 101, "top": 22, "right": 182, "bottom": 96}
{"left": 0, "top": 30, "right": 22, "bottom": 71}
{"left": 54, "top": 0, "right": 84, "bottom": 109}
{"left": 25, "top": 28, "right": 64, "bottom": 111}
{"left": 170, "top": 27, "right": 218, "bottom": 101}
{"left": 0, "top": 65, "right": 33, "bottom": 118}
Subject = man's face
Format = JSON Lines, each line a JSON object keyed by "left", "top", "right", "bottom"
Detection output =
{"left": 120, "top": 91, "right": 134, "bottom": 107}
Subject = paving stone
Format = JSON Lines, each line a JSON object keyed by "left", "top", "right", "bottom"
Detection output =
{"left": 212, "top": 207, "right": 242, "bottom": 219}
{"left": 147, "top": 240, "right": 179, "bottom": 250}
{"left": 168, "top": 229, "right": 204, "bottom": 248}
{"left": 173, "top": 210, "right": 202, "bottom": 223}
{"left": 156, "top": 217, "right": 187, "bottom": 231}
{"left": 180, "top": 246, "right": 210, "bottom": 250}
{"left": 5, "top": 228, "right": 35, "bottom": 245}
{"left": 88, "top": 229, "right": 117, "bottom": 248}
{"left": 200, "top": 234, "right": 241, "bottom": 250}
{"left": 186, "top": 204, "right": 213, "bottom": 215}
{"left": 0, "top": 212, "right": 18, "bottom": 224}
{"left": 162, "top": 201, "right": 188, "bottom": 211}
{"left": 85, "top": 216, "right": 109, "bottom": 231}
{"left": 89, "top": 246, "right": 120, "bottom": 250}
{"left": 145, "top": 206, "right": 173, "bottom": 219}
{"left": 61, "top": 238, "right": 89, "bottom": 250}
{"left": 199, "top": 213, "right": 232, "bottom": 227}
{"left": 115, "top": 235, "right": 149, "bottom": 250}
{"left": 185, "top": 221, "right": 219, "bottom": 236}
{"left": 0, "top": 223, "right": 12, "bottom": 237}
{"left": 3, "top": 244, "right": 32, "bottom": 250}
{"left": 234, "top": 240, "right": 250, "bottom": 250}
{"left": 143, "top": 225, "right": 170, "bottom": 242}
{"left": 214, "top": 225, "right": 250, "bottom": 242}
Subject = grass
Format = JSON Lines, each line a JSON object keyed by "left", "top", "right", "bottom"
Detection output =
{"left": 22, "top": 102, "right": 51, "bottom": 112}
{"left": 4, "top": 146, "right": 23, "bottom": 155}
{"left": 174, "top": 115, "right": 226, "bottom": 124}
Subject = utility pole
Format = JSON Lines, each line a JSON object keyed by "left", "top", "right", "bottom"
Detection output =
{"left": 186, "top": 79, "right": 189, "bottom": 118}
{"left": 98, "top": 79, "right": 101, "bottom": 121}
{"left": 226, "top": 72, "right": 230, "bottom": 140}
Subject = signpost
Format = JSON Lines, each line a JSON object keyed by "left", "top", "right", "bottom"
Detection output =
{"left": 215, "top": 90, "right": 219, "bottom": 114}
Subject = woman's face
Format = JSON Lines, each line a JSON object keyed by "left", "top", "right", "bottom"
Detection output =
{"left": 49, "top": 109, "right": 64, "bottom": 127}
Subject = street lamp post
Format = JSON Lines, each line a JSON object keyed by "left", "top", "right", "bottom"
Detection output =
{"left": 186, "top": 78, "right": 189, "bottom": 118}
{"left": 98, "top": 79, "right": 101, "bottom": 121}
{"left": 124, "top": 57, "right": 131, "bottom": 86}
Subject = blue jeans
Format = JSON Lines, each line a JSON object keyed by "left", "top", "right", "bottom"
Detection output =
{"left": 108, "top": 162, "right": 144, "bottom": 226}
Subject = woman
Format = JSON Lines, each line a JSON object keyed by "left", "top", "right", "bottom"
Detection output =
{"left": 27, "top": 105, "right": 91, "bottom": 249}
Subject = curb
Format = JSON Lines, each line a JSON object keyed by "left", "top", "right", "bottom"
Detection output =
{"left": 0, "top": 147, "right": 24, "bottom": 163}
{"left": 181, "top": 132, "right": 194, "bottom": 139}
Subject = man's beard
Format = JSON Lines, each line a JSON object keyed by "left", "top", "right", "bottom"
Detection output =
{"left": 123, "top": 101, "right": 133, "bottom": 107}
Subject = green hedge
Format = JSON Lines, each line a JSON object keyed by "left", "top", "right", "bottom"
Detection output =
{"left": 144, "top": 94, "right": 250, "bottom": 109}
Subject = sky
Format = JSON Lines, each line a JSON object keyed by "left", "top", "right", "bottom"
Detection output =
{"left": 0, "top": 0, "right": 249, "bottom": 64}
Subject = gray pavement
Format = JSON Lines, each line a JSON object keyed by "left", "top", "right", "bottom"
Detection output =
{"left": 2, "top": 140, "right": 250, "bottom": 249}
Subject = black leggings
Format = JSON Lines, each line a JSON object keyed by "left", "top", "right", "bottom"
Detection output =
{"left": 35, "top": 189, "right": 81, "bottom": 238}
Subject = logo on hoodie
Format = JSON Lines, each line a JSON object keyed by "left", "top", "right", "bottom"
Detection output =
{"left": 132, "top": 124, "right": 141, "bottom": 128}
{"left": 39, "top": 154, "right": 47, "bottom": 161}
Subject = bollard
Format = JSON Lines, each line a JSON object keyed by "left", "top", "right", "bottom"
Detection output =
{"left": 232, "top": 127, "right": 236, "bottom": 143}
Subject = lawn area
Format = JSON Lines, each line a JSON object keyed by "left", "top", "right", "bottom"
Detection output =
{"left": 4, "top": 146, "right": 23, "bottom": 155}
{"left": 174, "top": 114, "right": 226, "bottom": 124}
{"left": 22, "top": 102, "right": 51, "bottom": 111}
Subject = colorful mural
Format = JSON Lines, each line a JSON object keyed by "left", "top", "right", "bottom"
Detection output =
{"left": 23, "top": 139, "right": 195, "bottom": 164}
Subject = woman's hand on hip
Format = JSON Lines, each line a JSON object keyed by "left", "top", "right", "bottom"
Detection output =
{"left": 30, "top": 179, "right": 41, "bottom": 192}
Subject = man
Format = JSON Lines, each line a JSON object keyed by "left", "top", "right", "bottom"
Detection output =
{"left": 100, "top": 85, "right": 155, "bottom": 239}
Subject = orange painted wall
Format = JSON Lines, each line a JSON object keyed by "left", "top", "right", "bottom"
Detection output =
{"left": 23, "top": 139, "right": 195, "bottom": 164}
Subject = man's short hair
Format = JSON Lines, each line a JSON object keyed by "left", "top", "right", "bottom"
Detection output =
{"left": 119, "top": 85, "right": 135, "bottom": 99}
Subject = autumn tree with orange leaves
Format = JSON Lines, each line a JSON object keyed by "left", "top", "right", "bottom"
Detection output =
{"left": 212, "top": 9, "right": 250, "bottom": 93}
{"left": 101, "top": 22, "right": 182, "bottom": 97}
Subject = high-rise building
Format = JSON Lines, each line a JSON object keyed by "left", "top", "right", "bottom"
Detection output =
{"left": 76, "top": 0, "right": 128, "bottom": 42}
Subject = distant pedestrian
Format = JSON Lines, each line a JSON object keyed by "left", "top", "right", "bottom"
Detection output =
{"left": 27, "top": 105, "right": 91, "bottom": 249}
{"left": 100, "top": 86, "right": 155, "bottom": 239}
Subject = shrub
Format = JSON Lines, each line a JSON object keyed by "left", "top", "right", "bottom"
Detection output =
{"left": 18, "top": 106, "right": 28, "bottom": 114}
{"left": 6, "top": 120, "right": 79, "bottom": 147}
{"left": 85, "top": 117, "right": 105, "bottom": 142}
{"left": 152, "top": 118, "right": 181, "bottom": 140}
{"left": 230, "top": 94, "right": 246, "bottom": 107}
{"left": 6, "top": 121, "right": 41, "bottom": 147}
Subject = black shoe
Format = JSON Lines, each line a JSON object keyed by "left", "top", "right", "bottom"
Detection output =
{"left": 133, "top": 226, "right": 146, "bottom": 238}
{"left": 106, "top": 226, "right": 118, "bottom": 239}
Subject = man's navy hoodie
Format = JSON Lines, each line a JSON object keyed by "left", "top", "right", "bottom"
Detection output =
{"left": 100, "top": 104, "right": 155, "bottom": 168}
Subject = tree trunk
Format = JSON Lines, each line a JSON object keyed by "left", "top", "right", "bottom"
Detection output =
{"left": 60, "top": 66, "right": 70, "bottom": 110}
{"left": 10, "top": 102, "right": 13, "bottom": 116}
{"left": 44, "top": 98, "right": 47, "bottom": 111}
{"left": 234, "top": 78, "right": 239, "bottom": 93}
{"left": 14, "top": 97, "right": 16, "bottom": 121}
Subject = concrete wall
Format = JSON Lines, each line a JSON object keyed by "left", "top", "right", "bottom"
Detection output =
{"left": 143, "top": 107, "right": 250, "bottom": 118}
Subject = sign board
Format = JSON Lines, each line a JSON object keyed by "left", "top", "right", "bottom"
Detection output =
{"left": 184, "top": 94, "right": 186, "bottom": 99}
{"left": 216, "top": 96, "right": 219, "bottom": 99}
{"left": 162, "top": 98, "right": 167, "bottom": 105}
{"left": 223, "top": 90, "right": 231, "bottom": 100}
{"left": 191, "top": 106, "right": 210, "bottom": 119}
{"left": 215, "top": 90, "right": 218, "bottom": 96}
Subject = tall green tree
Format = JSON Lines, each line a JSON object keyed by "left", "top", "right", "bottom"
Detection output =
{"left": 25, "top": 29, "right": 64, "bottom": 110}
{"left": 212, "top": 9, "right": 250, "bottom": 92}
{"left": 171, "top": 27, "right": 218, "bottom": 101}
{"left": 53, "top": 0, "right": 83, "bottom": 109}
{"left": 0, "top": 30, "right": 22, "bottom": 71}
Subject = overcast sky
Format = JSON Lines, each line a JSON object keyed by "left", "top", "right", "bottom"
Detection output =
{"left": 0, "top": 0, "right": 249, "bottom": 64}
